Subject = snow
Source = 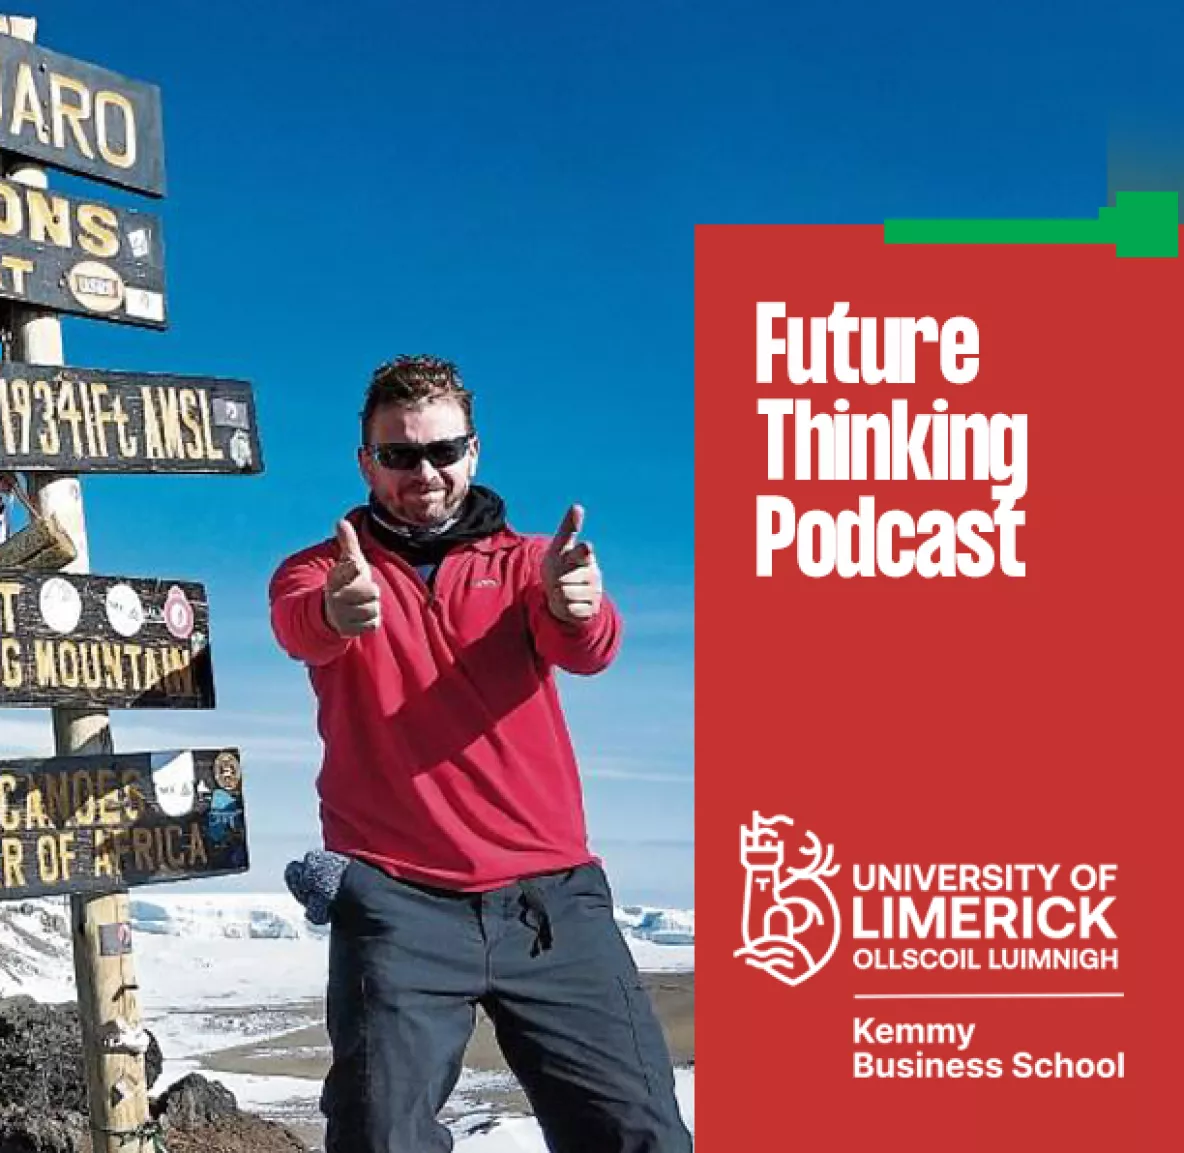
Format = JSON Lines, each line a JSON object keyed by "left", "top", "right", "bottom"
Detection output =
{"left": 128, "top": 894, "right": 691, "bottom": 1028}
{"left": 0, "top": 899, "right": 73, "bottom": 1002}
{"left": 419, "top": 1069, "right": 694, "bottom": 1151}
{"left": 211, "top": 1059, "right": 697, "bottom": 1151}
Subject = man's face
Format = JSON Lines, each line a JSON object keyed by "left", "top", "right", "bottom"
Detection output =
{"left": 359, "top": 397, "right": 479, "bottom": 527}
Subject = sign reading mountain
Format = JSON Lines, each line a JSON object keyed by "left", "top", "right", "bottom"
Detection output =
{"left": 0, "top": 571, "right": 214, "bottom": 708}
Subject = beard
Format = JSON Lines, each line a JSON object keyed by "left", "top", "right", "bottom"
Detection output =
{"left": 377, "top": 481, "right": 469, "bottom": 530}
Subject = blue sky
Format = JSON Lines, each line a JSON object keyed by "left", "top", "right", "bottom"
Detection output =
{"left": 4, "top": 1, "right": 1180, "bottom": 908}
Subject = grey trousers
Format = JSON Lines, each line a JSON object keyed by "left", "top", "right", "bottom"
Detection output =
{"left": 322, "top": 859, "right": 693, "bottom": 1153}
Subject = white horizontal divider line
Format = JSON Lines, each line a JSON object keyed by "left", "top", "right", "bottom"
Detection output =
{"left": 854, "top": 992, "right": 1123, "bottom": 1000}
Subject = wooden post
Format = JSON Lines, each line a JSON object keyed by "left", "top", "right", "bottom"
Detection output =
{"left": 3, "top": 17, "right": 153, "bottom": 1153}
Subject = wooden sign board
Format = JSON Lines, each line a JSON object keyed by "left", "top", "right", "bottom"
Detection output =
{"left": 0, "top": 363, "right": 261, "bottom": 473}
{"left": 0, "top": 572, "right": 214, "bottom": 709}
{"left": 0, "top": 748, "right": 248, "bottom": 899}
{"left": 0, "top": 36, "right": 165, "bottom": 197}
{"left": 0, "top": 177, "right": 166, "bottom": 327}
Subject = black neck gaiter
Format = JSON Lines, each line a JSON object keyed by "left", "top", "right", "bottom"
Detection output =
{"left": 365, "top": 485, "right": 507, "bottom": 566}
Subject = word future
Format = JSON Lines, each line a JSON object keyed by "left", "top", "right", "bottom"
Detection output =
{"left": 755, "top": 304, "right": 1027, "bottom": 579}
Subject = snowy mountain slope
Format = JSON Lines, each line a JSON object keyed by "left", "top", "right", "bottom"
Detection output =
{"left": 0, "top": 899, "right": 73, "bottom": 1001}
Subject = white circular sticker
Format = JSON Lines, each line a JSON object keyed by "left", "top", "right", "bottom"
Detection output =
{"left": 40, "top": 578, "right": 81, "bottom": 634}
{"left": 67, "top": 261, "right": 126, "bottom": 314}
{"left": 105, "top": 583, "right": 144, "bottom": 638}
{"left": 163, "top": 585, "right": 195, "bottom": 640}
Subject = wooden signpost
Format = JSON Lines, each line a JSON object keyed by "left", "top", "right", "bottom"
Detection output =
{"left": 0, "top": 177, "right": 166, "bottom": 326}
{"left": 0, "top": 16, "right": 259, "bottom": 1152}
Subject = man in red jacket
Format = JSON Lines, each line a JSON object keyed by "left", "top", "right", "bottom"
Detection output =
{"left": 270, "top": 355, "right": 692, "bottom": 1153}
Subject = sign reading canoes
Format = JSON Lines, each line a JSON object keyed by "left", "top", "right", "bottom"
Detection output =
{"left": 0, "top": 36, "right": 164, "bottom": 197}
{"left": 0, "top": 178, "right": 165, "bottom": 327}
{"left": 0, "top": 572, "right": 213, "bottom": 708}
{"left": 0, "top": 748, "right": 248, "bottom": 899}
{"left": 0, "top": 364, "right": 261, "bottom": 473}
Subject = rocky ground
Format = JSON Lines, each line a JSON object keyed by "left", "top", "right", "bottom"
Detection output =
{"left": 0, "top": 996, "right": 305, "bottom": 1153}
{"left": 0, "top": 971, "right": 694, "bottom": 1152}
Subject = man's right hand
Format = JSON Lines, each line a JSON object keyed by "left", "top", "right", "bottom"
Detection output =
{"left": 324, "top": 519, "right": 382, "bottom": 637}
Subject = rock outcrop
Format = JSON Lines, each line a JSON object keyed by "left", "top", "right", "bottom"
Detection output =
{"left": 0, "top": 999, "right": 307, "bottom": 1152}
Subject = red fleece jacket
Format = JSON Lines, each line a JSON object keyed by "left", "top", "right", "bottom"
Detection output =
{"left": 268, "top": 510, "right": 622, "bottom": 890}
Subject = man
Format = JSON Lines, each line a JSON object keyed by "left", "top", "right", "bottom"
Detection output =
{"left": 269, "top": 355, "right": 692, "bottom": 1153}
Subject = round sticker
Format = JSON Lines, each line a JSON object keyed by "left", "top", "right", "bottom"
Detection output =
{"left": 163, "top": 585, "right": 195, "bottom": 640}
{"left": 229, "top": 429, "right": 252, "bottom": 469}
{"left": 105, "top": 583, "right": 144, "bottom": 638}
{"left": 40, "top": 577, "right": 81, "bottom": 634}
{"left": 67, "top": 261, "right": 126, "bottom": 314}
{"left": 213, "top": 751, "right": 242, "bottom": 792}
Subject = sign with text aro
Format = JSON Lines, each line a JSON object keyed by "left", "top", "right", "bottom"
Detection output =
{"left": 0, "top": 364, "right": 261, "bottom": 473}
{"left": 0, "top": 36, "right": 165, "bottom": 197}
{"left": 0, "top": 178, "right": 166, "bottom": 326}
{"left": 0, "top": 571, "right": 213, "bottom": 708}
{"left": 0, "top": 748, "right": 248, "bottom": 900}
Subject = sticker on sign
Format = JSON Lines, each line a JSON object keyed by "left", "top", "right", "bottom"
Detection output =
{"left": 68, "top": 262, "right": 125, "bottom": 314}
{"left": 126, "top": 228, "right": 152, "bottom": 259}
{"left": 125, "top": 287, "right": 165, "bottom": 321}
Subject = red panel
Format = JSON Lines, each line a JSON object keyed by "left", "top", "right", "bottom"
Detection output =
{"left": 695, "top": 225, "right": 1182, "bottom": 1150}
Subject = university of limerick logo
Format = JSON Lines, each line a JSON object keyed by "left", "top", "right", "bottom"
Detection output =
{"left": 735, "top": 812, "right": 841, "bottom": 988}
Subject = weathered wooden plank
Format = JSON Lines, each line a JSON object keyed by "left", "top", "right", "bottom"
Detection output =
{"left": 0, "top": 571, "right": 214, "bottom": 708}
{"left": 0, "top": 36, "right": 165, "bottom": 197}
{"left": 0, "top": 178, "right": 165, "bottom": 327}
{"left": 0, "top": 748, "right": 248, "bottom": 898}
{"left": 0, "top": 363, "right": 261, "bottom": 473}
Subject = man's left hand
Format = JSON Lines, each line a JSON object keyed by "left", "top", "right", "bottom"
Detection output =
{"left": 542, "top": 504, "right": 603, "bottom": 623}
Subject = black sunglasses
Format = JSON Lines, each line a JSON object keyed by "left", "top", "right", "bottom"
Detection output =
{"left": 365, "top": 435, "right": 472, "bottom": 471}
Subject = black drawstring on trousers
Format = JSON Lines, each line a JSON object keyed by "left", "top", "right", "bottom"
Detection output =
{"left": 519, "top": 880, "right": 554, "bottom": 956}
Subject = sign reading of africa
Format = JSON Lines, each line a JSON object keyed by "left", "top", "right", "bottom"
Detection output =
{"left": 0, "top": 363, "right": 260, "bottom": 473}
{"left": 0, "top": 748, "right": 248, "bottom": 899}
{"left": 0, "top": 571, "right": 213, "bottom": 708}
{"left": 0, "top": 35, "right": 164, "bottom": 196}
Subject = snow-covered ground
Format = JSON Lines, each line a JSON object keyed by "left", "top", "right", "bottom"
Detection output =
{"left": 453, "top": 1068, "right": 695, "bottom": 1151}
{"left": 0, "top": 892, "right": 695, "bottom": 1150}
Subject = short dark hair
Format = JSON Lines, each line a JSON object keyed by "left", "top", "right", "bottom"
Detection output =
{"left": 361, "top": 355, "right": 475, "bottom": 442}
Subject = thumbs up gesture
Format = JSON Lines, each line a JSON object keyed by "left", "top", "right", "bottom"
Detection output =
{"left": 324, "top": 519, "right": 382, "bottom": 637}
{"left": 542, "top": 504, "right": 603, "bottom": 623}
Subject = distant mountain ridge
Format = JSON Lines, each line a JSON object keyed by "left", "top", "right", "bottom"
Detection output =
{"left": 0, "top": 892, "right": 696, "bottom": 1003}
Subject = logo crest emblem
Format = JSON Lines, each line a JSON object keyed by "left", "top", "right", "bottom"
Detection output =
{"left": 735, "top": 812, "right": 841, "bottom": 987}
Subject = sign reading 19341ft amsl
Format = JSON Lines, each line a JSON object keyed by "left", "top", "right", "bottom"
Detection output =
{"left": 0, "top": 34, "right": 164, "bottom": 196}
{"left": 0, "top": 748, "right": 248, "bottom": 899}
{"left": 0, "top": 571, "right": 214, "bottom": 709}
{"left": 0, "top": 363, "right": 261, "bottom": 472}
